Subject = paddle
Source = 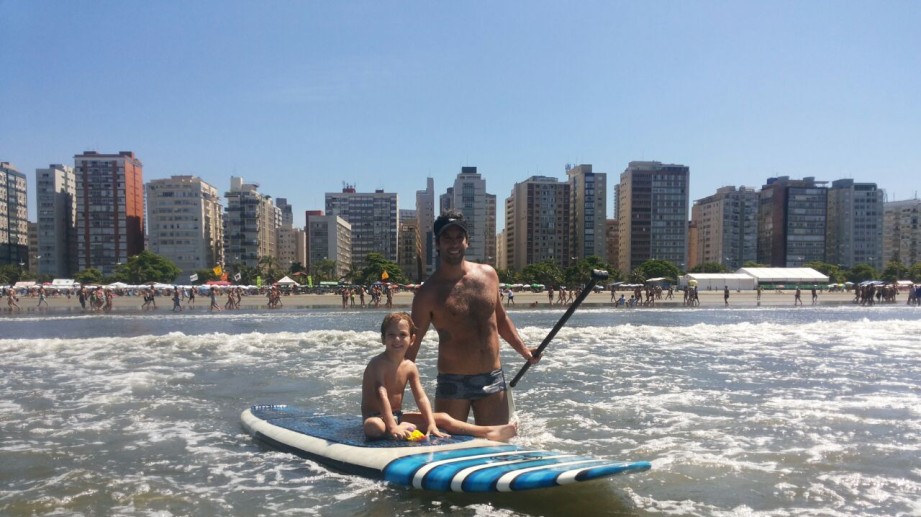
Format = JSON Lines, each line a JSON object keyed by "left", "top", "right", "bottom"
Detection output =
{"left": 506, "top": 269, "right": 609, "bottom": 419}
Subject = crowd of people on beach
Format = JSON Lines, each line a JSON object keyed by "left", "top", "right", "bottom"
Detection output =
{"left": 608, "top": 285, "right": 676, "bottom": 308}
{"left": 2, "top": 284, "right": 296, "bottom": 313}
{"left": 338, "top": 284, "right": 396, "bottom": 309}
{"left": 5, "top": 279, "right": 921, "bottom": 314}
{"left": 856, "top": 282, "right": 921, "bottom": 306}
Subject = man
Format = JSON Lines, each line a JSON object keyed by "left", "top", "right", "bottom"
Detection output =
{"left": 408, "top": 210, "right": 538, "bottom": 426}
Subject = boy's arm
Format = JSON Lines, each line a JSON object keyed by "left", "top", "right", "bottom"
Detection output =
{"left": 408, "top": 364, "right": 448, "bottom": 438}
{"left": 375, "top": 385, "right": 408, "bottom": 439}
{"left": 363, "top": 361, "right": 409, "bottom": 439}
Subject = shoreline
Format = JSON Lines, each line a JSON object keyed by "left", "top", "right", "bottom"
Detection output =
{"left": 3, "top": 289, "right": 902, "bottom": 316}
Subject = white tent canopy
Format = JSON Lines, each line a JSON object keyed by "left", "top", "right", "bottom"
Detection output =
{"left": 679, "top": 273, "right": 756, "bottom": 291}
{"left": 275, "top": 276, "right": 298, "bottom": 286}
{"left": 737, "top": 267, "right": 829, "bottom": 285}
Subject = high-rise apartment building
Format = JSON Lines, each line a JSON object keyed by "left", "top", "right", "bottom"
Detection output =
{"left": 440, "top": 187, "right": 454, "bottom": 215}
{"left": 691, "top": 186, "right": 759, "bottom": 270}
{"left": 415, "top": 178, "right": 436, "bottom": 276}
{"left": 1, "top": 162, "right": 29, "bottom": 268}
{"left": 224, "top": 177, "right": 279, "bottom": 269}
{"left": 147, "top": 175, "right": 224, "bottom": 280}
{"left": 605, "top": 219, "right": 619, "bottom": 269}
{"left": 276, "top": 198, "right": 294, "bottom": 228}
{"left": 757, "top": 176, "right": 827, "bottom": 267}
{"left": 28, "top": 222, "right": 39, "bottom": 273}
{"left": 617, "top": 161, "right": 690, "bottom": 273}
{"left": 36, "top": 164, "right": 77, "bottom": 277}
{"left": 505, "top": 176, "right": 570, "bottom": 271}
{"left": 826, "top": 179, "right": 884, "bottom": 269}
{"left": 443, "top": 167, "right": 495, "bottom": 264}
{"left": 567, "top": 164, "right": 607, "bottom": 262}
{"left": 496, "top": 228, "right": 508, "bottom": 271}
{"left": 686, "top": 221, "right": 698, "bottom": 271}
{"left": 325, "top": 186, "right": 399, "bottom": 267}
{"left": 883, "top": 198, "right": 921, "bottom": 268}
{"left": 306, "top": 213, "right": 352, "bottom": 281}
{"left": 399, "top": 208, "right": 422, "bottom": 282}
{"left": 74, "top": 151, "right": 145, "bottom": 275}
{"left": 275, "top": 198, "right": 306, "bottom": 270}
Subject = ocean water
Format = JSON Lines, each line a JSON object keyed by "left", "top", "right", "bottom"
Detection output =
{"left": 1, "top": 305, "right": 920, "bottom": 516}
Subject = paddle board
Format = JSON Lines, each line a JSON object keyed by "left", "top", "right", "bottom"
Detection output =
{"left": 241, "top": 404, "right": 651, "bottom": 492}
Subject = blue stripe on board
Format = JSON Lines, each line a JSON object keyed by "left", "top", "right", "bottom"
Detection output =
{"left": 420, "top": 453, "right": 570, "bottom": 492}
{"left": 386, "top": 449, "right": 583, "bottom": 492}
{"left": 382, "top": 446, "right": 519, "bottom": 486}
{"left": 460, "top": 458, "right": 606, "bottom": 492}
{"left": 508, "top": 461, "right": 652, "bottom": 491}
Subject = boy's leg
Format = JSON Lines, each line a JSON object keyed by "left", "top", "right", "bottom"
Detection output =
{"left": 366, "top": 415, "right": 417, "bottom": 439}
{"left": 363, "top": 416, "right": 387, "bottom": 439}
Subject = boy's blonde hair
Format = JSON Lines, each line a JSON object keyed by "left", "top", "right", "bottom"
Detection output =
{"left": 380, "top": 312, "right": 417, "bottom": 339}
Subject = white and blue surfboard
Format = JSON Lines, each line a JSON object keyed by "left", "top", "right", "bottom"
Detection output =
{"left": 241, "top": 405, "right": 651, "bottom": 493}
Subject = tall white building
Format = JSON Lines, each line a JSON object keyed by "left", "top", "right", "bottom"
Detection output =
{"left": 147, "top": 175, "right": 224, "bottom": 281}
{"left": 826, "top": 179, "right": 884, "bottom": 269}
{"left": 325, "top": 186, "right": 399, "bottom": 267}
{"left": 883, "top": 198, "right": 921, "bottom": 268}
{"left": 443, "top": 167, "right": 495, "bottom": 265}
{"left": 36, "top": 164, "right": 77, "bottom": 277}
{"left": 567, "top": 164, "right": 607, "bottom": 263}
{"left": 691, "top": 186, "right": 759, "bottom": 270}
{"left": 224, "top": 177, "right": 279, "bottom": 269}
{"left": 306, "top": 213, "right": 352, "bottom": 281}
{"left": 1, "top": 161, "right": 29, "bottom": 268}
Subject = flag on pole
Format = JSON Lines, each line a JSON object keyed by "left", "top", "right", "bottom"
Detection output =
{"left": 381, "top": 270, "right": 389, "bottom": 280}
{"left": 213, "top": 265, "right": 223, "bottom": 276}
{"left": 234, "top": 272, "right": 242, "bottom": 282}
{"left": 190, "top": 273, "right": 199, "bottom": 282}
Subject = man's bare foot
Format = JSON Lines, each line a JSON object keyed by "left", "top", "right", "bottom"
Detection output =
{"left": 485, "top": 422, "right": 518, "bottom": 442}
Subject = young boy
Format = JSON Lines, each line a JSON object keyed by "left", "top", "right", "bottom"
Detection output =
{"left": 362, "top": 312, "right": 518, "bottom": 442}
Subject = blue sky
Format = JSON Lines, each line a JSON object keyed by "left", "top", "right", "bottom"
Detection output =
{"left": 2, "top": 1, "right": 919, "bottom": 227}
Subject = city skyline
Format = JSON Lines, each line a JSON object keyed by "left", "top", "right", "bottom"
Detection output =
{"left": 2, "top": 1, "right": 919, "bottom": 228}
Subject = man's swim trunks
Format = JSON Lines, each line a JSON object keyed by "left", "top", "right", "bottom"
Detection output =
{"left": 436, "top": 369, "right": 507, "bottom": 400}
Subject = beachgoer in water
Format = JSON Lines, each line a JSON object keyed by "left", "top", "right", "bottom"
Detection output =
{"left": 408, "top": 210, "right": 537, "bottom": 426}
{"left": 7, "top": 289, "right": 21, "bottom": 312}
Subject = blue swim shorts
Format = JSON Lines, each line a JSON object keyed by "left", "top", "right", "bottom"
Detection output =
{"left": 435, "top": 369, "right": 507, "bottom": 400}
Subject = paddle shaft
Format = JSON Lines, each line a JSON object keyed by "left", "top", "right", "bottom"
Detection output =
{"left": 509, "top": 269, "right": 609, "bottom": 388}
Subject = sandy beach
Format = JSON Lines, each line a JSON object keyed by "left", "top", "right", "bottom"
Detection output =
{"left": 4, "top": 288, "right": 872, "bottom": 315}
